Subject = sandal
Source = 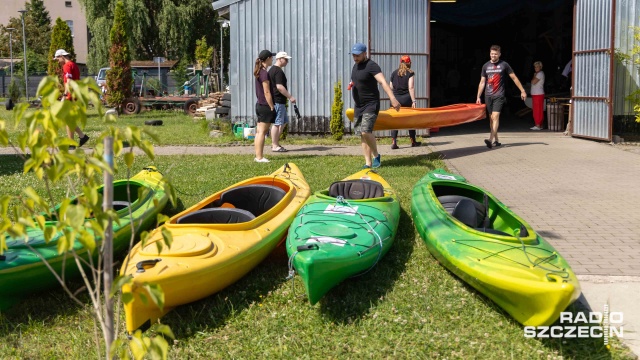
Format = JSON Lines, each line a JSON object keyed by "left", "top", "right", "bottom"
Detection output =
{"left": 272, "top": 147, "right": 288, "bottom": 152}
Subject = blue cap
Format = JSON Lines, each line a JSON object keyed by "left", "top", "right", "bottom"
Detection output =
{"left": 350, "top": 42, "right": 367, "bottom": 55}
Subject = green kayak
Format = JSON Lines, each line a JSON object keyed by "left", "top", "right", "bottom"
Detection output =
{"left": 0, "top": 167, "right": 168, "bottom": 312}
{"left": 411, "top": 169, "right": 580, "bottom": 326}
{"left": 286, "top": 169, "right": 400, "bottom": 305}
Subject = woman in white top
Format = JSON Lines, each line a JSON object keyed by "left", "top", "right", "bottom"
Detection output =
{"left": 530, "top": 61, "right": 545, "bottom": 130}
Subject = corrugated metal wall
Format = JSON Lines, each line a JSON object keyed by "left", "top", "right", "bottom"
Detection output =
{"left": 227, "top": 0, "right": 368, "bottom": 133}
{"left": 613, "top": 0, "right": 640, "bottom": 116}
{"left": 369, "top": 0, "right": 430, "bottom": 137}
{"left": 572, "top": 0, "right": 614, "bottom": 140}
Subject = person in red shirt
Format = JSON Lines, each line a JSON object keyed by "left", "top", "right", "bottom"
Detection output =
{"left": 54, "top": 49, "right": 89, "bottom": 148}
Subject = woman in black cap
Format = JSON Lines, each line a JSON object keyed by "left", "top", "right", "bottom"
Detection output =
{"left": 253, "top": 49, "right": 276, "bottom": 162}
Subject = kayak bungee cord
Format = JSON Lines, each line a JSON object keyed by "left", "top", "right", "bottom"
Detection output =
{"left": 514, "top": 229, "right": 570, "bottom": 280}
{"left": 334, "top": 195, "right": 386, "bottom": 278}
{"left": 286, "top": 195, "right": 393, "bottom": 287}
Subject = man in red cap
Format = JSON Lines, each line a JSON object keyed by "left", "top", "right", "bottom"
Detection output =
{"left": 55, "top": 49, "right": 89, "bottom": 149}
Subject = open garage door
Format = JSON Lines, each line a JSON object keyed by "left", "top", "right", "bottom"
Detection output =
{"left": 572, "top": 0, "right": 616, "bottom": 140}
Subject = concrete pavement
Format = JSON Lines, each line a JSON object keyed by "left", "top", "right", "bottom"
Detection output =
{"left": 427, "top": 117, "right": 640, "bottom": 356}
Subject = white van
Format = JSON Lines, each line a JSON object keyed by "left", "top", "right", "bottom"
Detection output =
{"left": 95, "top": 67, "right": 109, "bottom": 88}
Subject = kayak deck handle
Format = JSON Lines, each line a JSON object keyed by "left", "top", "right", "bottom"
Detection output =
{"left": 297, "top": 244, "right": 318, "bottom": 252}
{"left": 136, "top": 258, "right": 162, "bottom": 273}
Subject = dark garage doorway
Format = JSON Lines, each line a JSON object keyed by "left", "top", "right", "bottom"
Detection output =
{"left": 429, "top": 0, "right": 574, "bottom": 134}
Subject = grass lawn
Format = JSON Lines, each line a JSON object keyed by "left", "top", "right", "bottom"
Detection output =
{"left": 0, "top": 153, "right": 634, "bottom": 359}
{"left": 0, "top": 106, "right": 418, "bottom": 148}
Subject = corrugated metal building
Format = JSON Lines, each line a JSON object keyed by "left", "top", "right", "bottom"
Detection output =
{"left": 213, "top": 0, "right": 640, "bottom": 141}
{"left": 212, "top": 0, "right": 430, "bottom": 136}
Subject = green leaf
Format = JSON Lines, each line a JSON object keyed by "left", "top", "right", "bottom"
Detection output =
{"left": 161, "top": 227, "right": 173, "bottom": 248}
{"left": 77, "top": 231, "right": 96, "bottom": 254}
{"left": 111, "top": 274, "right": 133, "bottom": 297}
{"left": 35, "top": 215, "right": 46, "bottom": 230}
{"left": 142, "top": 282, "right": 164, "bottom": 311}
{"left": 121, "top": 292, "right": 134, "bottom": 305}
{"left": 44, "top": 225, "right": 58, "bottom": 243}
{"left": 153, "top": 324, "right": 175, "bottom": 340}
{"left": 56, "top": 234, "right": 71, "bottom": 253}
{"left": 124, "top": 152, "right": 134, "bottom": 168}
{"left": 65, "top": 204, "right": 86, "bottom": 228}
{"left": 156, "top": 214, "right": 169, "bottom": 225}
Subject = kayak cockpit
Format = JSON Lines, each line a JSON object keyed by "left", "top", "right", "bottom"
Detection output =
{"left": 328, "top": 180, "right": 384, "bottom": 200}
{"left": 433, "top": 184, "right": 534, "bottom": 241}
{"left": 177, "top": 184, "right": 287, "bottom": 224}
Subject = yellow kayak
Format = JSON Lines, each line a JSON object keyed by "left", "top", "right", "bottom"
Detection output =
{"left": 120, "top": 163, "right": 311, "bottom": 333}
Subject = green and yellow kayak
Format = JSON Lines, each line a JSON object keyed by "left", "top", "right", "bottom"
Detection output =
{"left": 411, "top": 169, "right": 580, "bottom": 326}
{"left": 286, "top": 169, "right": 400, "bottom": 305}
{"left": 0, "top": 167, "right": 168, "bottom": 312}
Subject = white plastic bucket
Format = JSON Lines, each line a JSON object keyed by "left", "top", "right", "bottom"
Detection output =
{"left": 243, "top": 127, "right": 256, "bottom": 140}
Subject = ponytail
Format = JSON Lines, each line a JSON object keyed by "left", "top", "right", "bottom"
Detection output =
{"left": 398, "top": 62, "right": 413, "bottom": 77}
{"left": 253, "top": 58, "right": 263, "bottom": 79}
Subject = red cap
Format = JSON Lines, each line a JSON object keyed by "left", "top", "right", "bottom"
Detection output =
{"left": 400, "top": 55, "right": 411, "bottom": 63}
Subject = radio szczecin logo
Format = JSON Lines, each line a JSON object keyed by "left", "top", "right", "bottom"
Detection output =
{"left": 524, "top": 305, "right": 623, "bottom": 346}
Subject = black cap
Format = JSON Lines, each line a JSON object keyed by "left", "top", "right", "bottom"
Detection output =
{"left": 258, "top": 50, "right": 276, "bottom": 61}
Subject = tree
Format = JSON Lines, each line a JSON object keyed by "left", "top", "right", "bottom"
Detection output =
{"left": 106, "top": 0, "right": 133, "bottom": 109}
{"left": 78, "top": 0, "right": 225, "bottom": 73}
{"left": 0, "top": 75, "right": 176, "bottom": 359}
{"left": 0, "top": 0, "right": 51, "bottom": 58}
{"left": 195, "top": 36, "right": 214, "bottom": 69}
{"left": 330, "top": 81, "right": 345, "bottom": 140}
{"left": 48, "top": 18, "right": 76, "bottom": 80}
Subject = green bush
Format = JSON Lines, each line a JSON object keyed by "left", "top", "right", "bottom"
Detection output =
{"left": 106, "top": 0, "right": 133, "bottom": 109}
{"left": 330, "top": 81, "right": 344, "bottom": 140}
{"left": 8, "top": 79, "right": 21, "bottom": 102}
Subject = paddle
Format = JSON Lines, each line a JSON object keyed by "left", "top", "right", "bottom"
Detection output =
{"left": 293, "top": 104, "right": 302, "bottom": 120}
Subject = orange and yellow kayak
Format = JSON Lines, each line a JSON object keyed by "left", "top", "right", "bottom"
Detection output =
{"left": 346, "top": 104, "right": 486, "bottom": 131}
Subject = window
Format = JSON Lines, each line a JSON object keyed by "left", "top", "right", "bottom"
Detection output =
{"left": 65, "top": 1, "right": 72, "bottom": 7}
{"left": 66, "top": 20, "right": 74, "bottom": 37}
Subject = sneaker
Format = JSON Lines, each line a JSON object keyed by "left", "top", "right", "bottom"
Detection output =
{"left": 411, "top": 141, "right": 422, "bottom": 147}
{"left": 372, "top": 154, "right": 381, "bottom": 168}
{"left": 254, "top": 157, "right": 270, "bottom": 163}
{"left": 530, "top": 126, "right": 541, "bottom": 131}
{"left": 78, "top": 135, "right": 90, "bottom": 147}
{"left": 493, "top": 141, "right": 502, "bottom": 147}
{"left": 362, "top": 164, "right": 371, "bottom": 169}
{"left": 484, "top": 139, "right": 492, "bottom": 149}
{"left": 391, "top": 142, "right": 399, "bottom": 150}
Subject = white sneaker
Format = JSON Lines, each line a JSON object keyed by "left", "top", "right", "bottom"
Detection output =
{"left": 530, "top": 126, "right": 541, "bottom": 131}
{"left": 254, "top": 157, "right": 270, "bottom": 163}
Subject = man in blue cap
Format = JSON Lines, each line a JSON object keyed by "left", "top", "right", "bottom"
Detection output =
{"left": 350, "top": 42, "right": 400, "bottom": 169}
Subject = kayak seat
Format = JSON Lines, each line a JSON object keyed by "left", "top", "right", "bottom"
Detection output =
{"left": 452, "top": 199, "right": 480, "bottom": 228}
{"left": 437, "top": 195, "right": 485, "bottom": 227}
{"left": 209, "top": 184, "right": 286, "bottom": 217}
{"left": 177, "top": 208, "right": 256, "bottom": 224}
{"left": 329, "top": 180, "right": 384, "bottom": 200}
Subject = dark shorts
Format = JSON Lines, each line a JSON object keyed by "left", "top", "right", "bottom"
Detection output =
{"left": 256, "top": 104, "right": 276, "bottom": 123}
{"left": 485, "top": 96, "right": 506, "bottom": 114}
{"left": 354, "top": 112, "right": 378, "bottom": 133}
{"left": 395, "top": 93, "right": 413, "bottom": 107}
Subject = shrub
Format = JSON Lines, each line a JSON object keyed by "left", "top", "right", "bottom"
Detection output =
{"left": 8, "top": 79, "right": 21, "bottom": 102}
{"left": 330, "top": 81, "right": 344, "bottom": 140}
{"left": 106, "top": 0, "right": 133, "bottom": 109}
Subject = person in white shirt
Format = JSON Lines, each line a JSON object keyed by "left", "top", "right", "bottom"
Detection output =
{"left": 530, "top": 61, "right": 545, "bottom": 130}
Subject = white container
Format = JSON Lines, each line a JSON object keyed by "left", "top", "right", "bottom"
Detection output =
{"left": 243, "top": 127, "right": 256, "bottom": 140}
